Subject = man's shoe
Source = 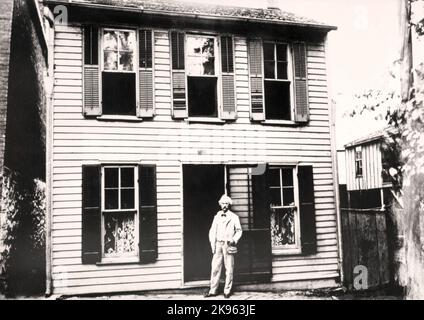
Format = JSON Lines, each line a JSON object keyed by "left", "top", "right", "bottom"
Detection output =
{"left": 204, "top": 292, "right": 217, "bottom": 298}
{"left": 224, "top": 293, "right": 231, "bottom": 299}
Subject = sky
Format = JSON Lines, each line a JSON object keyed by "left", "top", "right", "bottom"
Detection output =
{"left": 181, "top": 0, "right": 403, "bottom": 148}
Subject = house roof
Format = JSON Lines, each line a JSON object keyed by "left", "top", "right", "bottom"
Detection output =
{"left": 45, "top": 0, "right": 337, "bottom": 30}
{"left": 344, "top": 127, "right": 398, "bottom": 149}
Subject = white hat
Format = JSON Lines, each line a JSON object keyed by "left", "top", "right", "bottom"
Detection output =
{"left": 218, "top": 194, "right": 232, "bottom": 205}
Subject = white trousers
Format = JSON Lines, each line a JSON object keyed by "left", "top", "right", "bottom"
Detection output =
{"left": 209, "top": 241, "right": 234, "bottom": 295}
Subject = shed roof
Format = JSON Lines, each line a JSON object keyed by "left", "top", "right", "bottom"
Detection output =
{"left": 344, "top": 127, "right": 398, "bottom": 149}
{"left": 45, "top": 0, "right": 337, "bottom": 30}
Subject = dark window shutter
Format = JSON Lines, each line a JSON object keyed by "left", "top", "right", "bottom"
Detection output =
{"left": 81, "top": 165, "right": 101, "bottom": 264}
{"left": 138, "top": 165, "right": 158, "bottom": 263}
{"left": 171, "top": 31, "right": 187, "bottom": 118}
{"left": 83, "top": 26, "right": 101, "bottom": 117}
{"left": 248, "top": 39, "right": 265, "bottom": 121}
{"left": 138, "top": 30, "right": 154, "bottom": 118}
{"left": 252, "top": 164, "right": 270, "bottom": 229}
{"left": 298, "top": 165, "right": 317, "bottom": 255}
{"left": 221, "top": 36, "right": 236, "bottom": 120}
{"left": 293, "top": 42, "right": 309, "bottom": 123}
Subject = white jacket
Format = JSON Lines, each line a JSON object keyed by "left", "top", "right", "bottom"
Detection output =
{"left": 208, "top": 210, "right": 243, "bottom": 252}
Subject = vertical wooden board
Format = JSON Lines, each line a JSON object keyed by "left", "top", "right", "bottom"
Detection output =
{"left": 369, "top": 145, "right": 375, "bottom": 189}
{"left": 346, "top": 149, "right": 351, "bottom": 191}
{"left": 365, "top": 145, "right": 370, "bottom": 189}
{"left": 367, "top": 212, "right": 380, "bottom": 288}
{"left": 341, "top": 210, "right": 353, "bottom": 288}
{"left": 356, "top": 212, "right": 379, "bottom": 288}
{"left": 376, "top": 143, "right": 383, "bottom": 188}
{"left": 348, "top": 211, "right": 359, "bottom": 282}
{"left": 376, "top": 212, "right": 390, "bottom": 285}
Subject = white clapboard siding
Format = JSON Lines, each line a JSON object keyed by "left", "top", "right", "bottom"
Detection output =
{"left": 51, "top": 25, "right": 339, "bottom": 295}
{"left": 346, "top": 141, "right": 383, "bottom": 191}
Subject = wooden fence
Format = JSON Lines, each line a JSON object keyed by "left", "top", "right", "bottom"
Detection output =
{"left": 341, "top": 208, "right": 392, "bottom": 290}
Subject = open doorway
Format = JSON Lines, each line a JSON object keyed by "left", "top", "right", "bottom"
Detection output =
{"left": 183, "top": 164, "right": 225, "bottom": 282}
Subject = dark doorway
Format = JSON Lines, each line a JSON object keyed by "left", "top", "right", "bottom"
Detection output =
{"left": 183, "top": 164, "right": 225, "bottom": 282}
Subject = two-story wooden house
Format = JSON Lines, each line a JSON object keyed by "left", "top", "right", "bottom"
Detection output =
{"left": 44, "top": 0, "right": 339, "bottom": 296}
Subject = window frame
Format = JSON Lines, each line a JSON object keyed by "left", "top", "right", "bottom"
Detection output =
{"left": 99, "top": 27, "right": 140, "bottom": 117}
{"left": 185, "top": 33, "right": 222, "bottom": 119}
{"left": 268, "top": 166, "right": 301, "bottom": 255}
{"left": 262, "top": 41, "right": 295, "bottom": 122}
{"left": 355, "top": 146, "right": 363, "bottom": 178}
{"left": 100, "top": 165, "right": 139, "bottom": 262}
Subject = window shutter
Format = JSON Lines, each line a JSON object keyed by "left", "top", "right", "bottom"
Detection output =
{"left": 83, "top": 26, "right": 101, "bottom": 117}
{"left": 248, "top": 39, "right": 265, "bottom": 121}
{"left": 221, "top": 36, "right": 236, "bottom": 120}
{"left": 138, "top": 165, "right": 158, "bottom": 263}
{"left": 138, "top": 29, "right": 154, "bottom": 118}
{"left": 252, "top": 164, "right": 270, "bottom": 229}
{"left": 298, "top": 165, "right": 317, "bottom": 255}
{"left": 170, "top": 31, "right": 187, "bottom": 119}
{"left": 293, "top": 42, "right": 309, "bottom": 123}
{"left": 81, "top": 165, "right": 101, "bottom": 264}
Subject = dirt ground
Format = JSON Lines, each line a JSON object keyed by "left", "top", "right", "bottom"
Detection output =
{"left": 1, "top": 287, "right": 403, "bottom": 300}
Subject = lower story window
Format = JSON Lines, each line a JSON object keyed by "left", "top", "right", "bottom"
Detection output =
{"left": 102, "top": 166, "right": 138, "bottom": 259}
{"left": 268, "top": 167, "right": 300, "bottom": 253}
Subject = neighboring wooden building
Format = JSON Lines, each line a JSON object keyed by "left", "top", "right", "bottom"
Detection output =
{"left": 0, "top": 0, "right": 49, "bottom": 283}
{"left": 344, "top": 130, "right": 392, "bottom": 209}
{"left": 44, "top": 0, "right": 340, "bottom": 296}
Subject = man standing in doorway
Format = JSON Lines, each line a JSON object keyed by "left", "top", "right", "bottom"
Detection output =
{"left": 204, "top": 194, "right": 242, "bottom": 298}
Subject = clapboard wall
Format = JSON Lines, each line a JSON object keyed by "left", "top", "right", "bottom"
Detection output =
{"left": 51, "top": 24, "right": 339, "bottom": 295}
{"left": 345, "top": 141, "right": 383, "bottom": 191}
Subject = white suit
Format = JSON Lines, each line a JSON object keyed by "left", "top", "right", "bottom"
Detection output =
{"left": 208, "top": 210, "right": 242, "bottom": 295}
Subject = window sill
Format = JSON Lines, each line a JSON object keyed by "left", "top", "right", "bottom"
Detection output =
{"left": 96, "top": 257, "right": 140, "bottom": 266}
{"left": 97, "top": 115, "right": 143, "bottom": 122}
{"left": 186, "top": 117, "right": 226, "bottom": 124}
{"left": 272, "top": 248, "right": 302, "bottom": 256}
{"left": 260, "top": 120, "right": 299, "bottom": 126}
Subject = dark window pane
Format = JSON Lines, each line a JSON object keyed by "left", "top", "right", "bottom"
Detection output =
{"left": 102, "top": 72, "right": 136, "bottom": 115}
{"left": 269, "top": 187, "right": 282, "bottom": 207}
{"left": 281, "top": 169, "right": 293, "bottom": 187}
{"left": 263, "top": 43, "right": 275, "bottom": 61}
{"left": 105, "top": 168, "right": 119, "bottom": 188}
{"left": 276, "top": 44, "right": 287, "bottom": 61}
{"left": 264, "top": 61, "right": 275, "bottom": 79}
{"left": 268, "top": 169, "right": 280, "bottom": 187}
{"left": 188, "top": 76, "right": 218, "bottom": 117}
{"left": 105, "top": 189, "right": 119, "bottom": 209}
{"left": 277, "top": 62, "right": 288, "bottom": 80}
{"left": 121, "top": 167, "right": 134, "bottom": 187}
{"left": 265, "top": 80, "right": 291, "bottom": 120}
{"left": 121, "top": 189, "right": 135, "bottom": 209}
{"left": 283, "top": 188, "right": 294, "bottom": 206}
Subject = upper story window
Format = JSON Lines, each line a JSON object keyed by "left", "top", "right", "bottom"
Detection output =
{"left": 248, "top": 39, "right": 308, "bottom": 123}
{"left": 186, "top": 35, "right": 218, "bottom": 118}
{"left": 355, "top": 146, "right": 363, "bottom": 177}
{"left": 263, "top": 42, "right": 293, "bottom": 121}
{"left": 83, "top": 26, "right": 154, "bottom": 119}
{"left": 101, "top": 29, "right": 137, "bottom": 116}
